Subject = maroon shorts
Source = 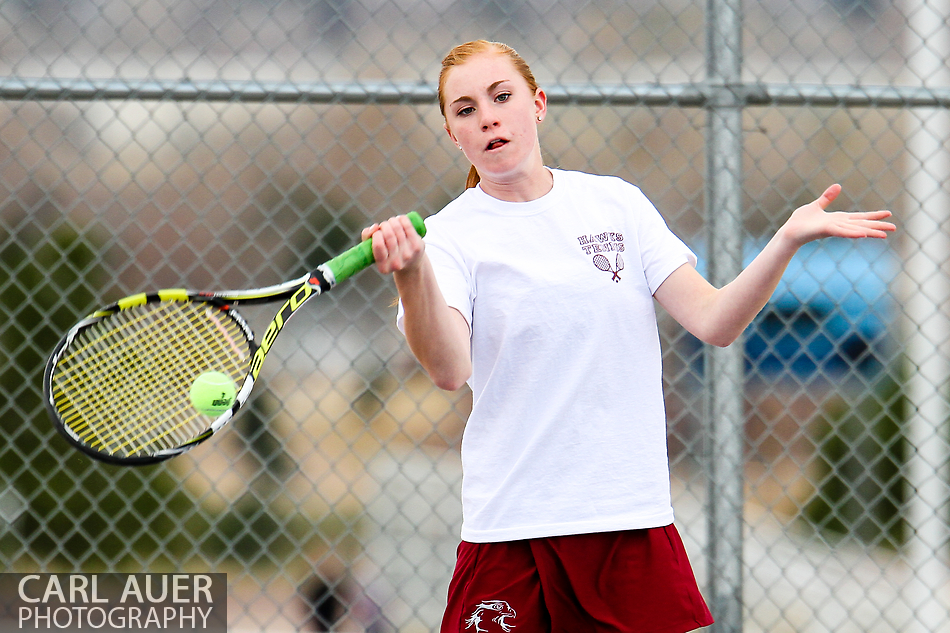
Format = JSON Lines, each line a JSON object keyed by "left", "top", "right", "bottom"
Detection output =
{"left": 440, "top": 525, "right": 713, "bottom": 633}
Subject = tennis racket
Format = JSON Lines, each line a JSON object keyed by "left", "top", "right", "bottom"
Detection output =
{"left": 43, "top": 212, "right": 426, "bottom": 466}
{"left": 593, "top": 252, "right": 624, "bottom": 282}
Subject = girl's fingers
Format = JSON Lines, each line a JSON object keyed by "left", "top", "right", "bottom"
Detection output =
{"left": 361, "top": 223, "right": 380, "bottom": 241}
{"left": 368, "top": 215, "right": 425, "bottom": 273}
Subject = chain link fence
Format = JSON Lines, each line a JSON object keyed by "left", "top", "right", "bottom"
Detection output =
{"left": 0, "top": 0, "right": 947, "bottom": 631}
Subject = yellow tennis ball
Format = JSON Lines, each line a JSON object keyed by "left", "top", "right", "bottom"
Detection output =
{"left": 190, "top": 371, "right": 236, "bottom": 416}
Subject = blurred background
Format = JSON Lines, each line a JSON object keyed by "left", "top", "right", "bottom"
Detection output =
{"left": 1, "top": 0, "right": 948, "bottom": 631}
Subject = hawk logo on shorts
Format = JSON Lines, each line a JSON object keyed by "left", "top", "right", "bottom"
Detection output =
{"left": 464, "top": 600, "right": 516, "bottom": 633}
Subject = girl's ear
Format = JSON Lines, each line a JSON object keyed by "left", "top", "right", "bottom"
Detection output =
{"left": 445, "top": 123, "right": 459, "bottom": 148}
{"left": 534, "top": 88, "right": 547, "bottom": 123}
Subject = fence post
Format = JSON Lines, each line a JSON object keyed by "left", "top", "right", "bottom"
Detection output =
{"left": 704, "top": 0, "right": 745, "bottom": 631}
{"left": 901, "top": 1, "right": 950, "bottom": 630}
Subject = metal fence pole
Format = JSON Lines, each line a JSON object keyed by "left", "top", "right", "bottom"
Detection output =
{"left": 901, "top": 1, "right": 950, "bottom": 630}
{"left": 704, "top": 0, "right": 746, "bottom": 631}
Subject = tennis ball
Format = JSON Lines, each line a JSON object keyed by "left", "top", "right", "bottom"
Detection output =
{"left": 190, "top": 371, "right": 236, "bottom": 416}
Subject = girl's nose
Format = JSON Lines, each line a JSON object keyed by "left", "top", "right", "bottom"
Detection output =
{"left": 480, "top": 110, "right": 500, "bottom": 131}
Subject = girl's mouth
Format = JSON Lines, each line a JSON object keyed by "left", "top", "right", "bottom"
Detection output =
{"left": 486, "top": 138, "right": 508, "bottom": 151}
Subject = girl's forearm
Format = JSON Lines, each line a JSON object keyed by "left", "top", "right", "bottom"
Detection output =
{"left": 395, "top": 256, "right": 472, "bottom": 391}
{"left": 706, "top": 228, "right": 800, "bottom": 345}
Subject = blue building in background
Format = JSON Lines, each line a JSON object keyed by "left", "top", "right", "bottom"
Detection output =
{"left": 692, "top": 238, "right": 899, "bottom": 378}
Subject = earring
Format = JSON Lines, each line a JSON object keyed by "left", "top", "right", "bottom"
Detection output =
{"left": 537, "top": 116, "right": 542, "bottom": 122}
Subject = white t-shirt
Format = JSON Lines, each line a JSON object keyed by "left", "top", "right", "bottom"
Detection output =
{"left": 398, "top": 169, "right": 697, "bottom": 543}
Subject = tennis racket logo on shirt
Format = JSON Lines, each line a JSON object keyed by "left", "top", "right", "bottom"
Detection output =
{"left": 593, "top": 252, "right": 624, "bottom": 282}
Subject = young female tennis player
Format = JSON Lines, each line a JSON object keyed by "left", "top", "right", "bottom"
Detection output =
{"left": 363, "top": 40, "right": 895, "bottom": 633}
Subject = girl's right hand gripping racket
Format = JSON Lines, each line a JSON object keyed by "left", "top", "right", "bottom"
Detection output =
{"left": 43, "top": 212, "right": 426, "bottom": 466}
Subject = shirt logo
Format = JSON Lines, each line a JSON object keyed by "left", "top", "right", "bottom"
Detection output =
{"left": 578, "top": 230, "right": 624, "bottom": 283}
{"left": 464, "top": 600, "right": 516, "bottom": 633}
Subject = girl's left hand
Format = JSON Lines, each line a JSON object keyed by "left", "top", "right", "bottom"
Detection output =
{"left": 781, "top": 184, "right": 896, "bottom": 246}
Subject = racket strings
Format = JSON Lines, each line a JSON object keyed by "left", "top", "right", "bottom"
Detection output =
{"left": 94, "top": 305, "right": 244, "bottom": 451}
{"left": 50, "top": 301, "right": 251, "bottom": 459}
{"left": 56, "top": 306, "right": 240, "bottom": 455}
{"left": 71, "top": 318, "right": 211, "bottom": 449}
{"left": 56, "top": 306, "right": 206, "bottom": 453}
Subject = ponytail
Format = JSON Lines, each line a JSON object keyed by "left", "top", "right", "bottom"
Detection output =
{"left": 465, "top": 165, "right": 480, "bottom": 189}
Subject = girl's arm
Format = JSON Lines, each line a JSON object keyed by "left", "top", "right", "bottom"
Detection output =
{"left": 363, "top": 215, "right": 472, "bottom": 391}
{"left": 653, "top": 184, "right": 895, "bottom": 347}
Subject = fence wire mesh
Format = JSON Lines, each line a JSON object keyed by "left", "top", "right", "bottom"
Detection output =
{"left": 0, "top": 1, "right": 947, "bottom": 632}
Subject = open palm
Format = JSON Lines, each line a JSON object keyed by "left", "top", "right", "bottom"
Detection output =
{"left": 782, "top": 184, "right": 895, "bottom": 246}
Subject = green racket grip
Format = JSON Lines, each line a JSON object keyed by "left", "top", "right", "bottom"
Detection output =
{"left": 324, "top": 211, "right": 427, "bottom": 285}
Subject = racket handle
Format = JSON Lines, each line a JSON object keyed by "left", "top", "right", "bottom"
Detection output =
{"left": 324, "top": 211, "right": 427, "bottom": 285}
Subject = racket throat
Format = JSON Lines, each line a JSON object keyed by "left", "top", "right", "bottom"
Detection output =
{"left": 310, "top": 265, "right": 335, "bottom": 292}
{"left": 248, "top": 267, "right": 332, "bottom": 380}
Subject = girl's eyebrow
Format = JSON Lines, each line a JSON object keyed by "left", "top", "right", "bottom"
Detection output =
{"left": 448, "top": 79, "right": 511, "bottom": 109}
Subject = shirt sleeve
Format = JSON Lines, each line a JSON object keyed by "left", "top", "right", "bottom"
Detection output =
{"left": 631, "top": 187, "right": 698, "bottom": 294}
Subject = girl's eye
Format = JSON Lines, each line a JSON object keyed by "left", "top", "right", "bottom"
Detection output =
{"left": 457, "top": 106, "right": 475, "bottom": 116}
{"left": 496, "top": 92, "right": 511, "bottom": 103}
